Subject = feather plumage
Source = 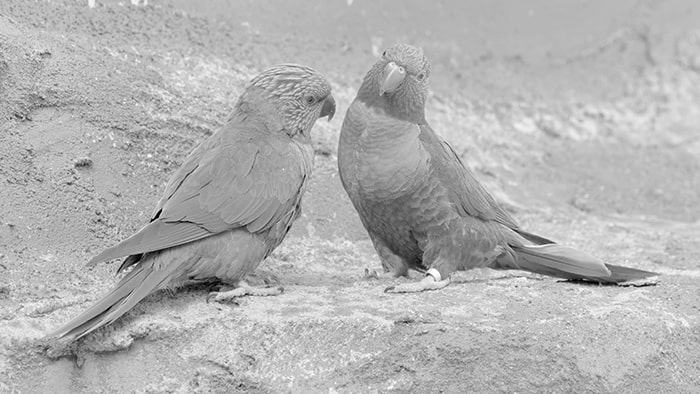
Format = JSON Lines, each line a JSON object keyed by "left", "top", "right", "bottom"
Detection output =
{"left": 51, "top": 64, "right": 335, "bottom": 340}
{"left": 338, "top": 43, "right": 657, "bottom": 291}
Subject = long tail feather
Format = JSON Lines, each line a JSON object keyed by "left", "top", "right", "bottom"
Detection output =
{"left": 514, "top": 229, "right": 555, "bottom": 245}
{"left": 602, "top": 264, "right": 659, "bottom": 283}
{"left": 496, "top": 244, "right": 657, "bottom": 284}
{"left": 49, "top": 256, "right": 186, "bottom": 340}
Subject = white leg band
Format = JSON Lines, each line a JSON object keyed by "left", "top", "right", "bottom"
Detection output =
{"left": 426, "top": 268, "right": 442, "bottom": 282}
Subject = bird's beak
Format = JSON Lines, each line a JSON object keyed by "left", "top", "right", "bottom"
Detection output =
{"left": 380, "top": 61, "right": 406, "bottom": 95}
{"left": 320, "top": 94, "right": 336, "bottom": 121}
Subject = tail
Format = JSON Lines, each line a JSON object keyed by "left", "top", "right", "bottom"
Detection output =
{"left": 49, "top": 257, "right": 185, "bottom": 340}
{"left": 494, "top": 243, "right": 658, "bottom": 284}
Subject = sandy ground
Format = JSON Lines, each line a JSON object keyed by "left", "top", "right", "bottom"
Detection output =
{"left": 1, "top": 0, "right": 700, "bottom": 392}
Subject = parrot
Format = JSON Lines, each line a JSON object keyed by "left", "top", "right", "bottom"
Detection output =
{"left": 50, "top": 64, "right": 336, "bottom": 339}
{"left": 337, "top": 43, "right": 657, "bottom": 293}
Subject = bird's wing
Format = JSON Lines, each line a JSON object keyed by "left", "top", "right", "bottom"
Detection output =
{"left": 418, "top": 123, "right": 520, "bottom": 230}
{"left": 88, "top": 128, "right": 309, "bottom": 265}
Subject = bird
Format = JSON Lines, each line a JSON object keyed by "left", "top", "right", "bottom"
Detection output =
{"left": 337, "top": 43, "right": 657, "bottom": 293}
{"left": 50, "top": 64, "right": 336, "bottom": 339}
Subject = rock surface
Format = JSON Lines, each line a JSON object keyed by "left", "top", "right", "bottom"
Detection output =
{"left": 1, "top": 0, "right": 699, "bottom": 393}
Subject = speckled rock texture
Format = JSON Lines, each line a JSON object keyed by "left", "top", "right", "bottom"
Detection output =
{"left": 1, "top": 1, "right": 699, "bottom": 393}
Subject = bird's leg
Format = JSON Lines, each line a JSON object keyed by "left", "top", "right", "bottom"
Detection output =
{"left": 384, "top": 268, "right": 450, "bottom": 293}
{"left": 366, "top": 235, "right": 410, "bottom": 279}
{"left": 207, "top": 280, "right": 283, "bottom": 303}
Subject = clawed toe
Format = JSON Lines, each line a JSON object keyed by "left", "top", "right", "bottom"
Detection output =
{"left": 206, "top": 281, "right": 284, "bottom": 303}
{"left": 364, "top": 268, "right": 380, "bottom": 280}
{"left": 385, "top": 276, "right": 450, "bottom": 293}
{"left": 249, "top": 285, "right": 284, "bottom": 297}
{"left": 206, "top": 289, "right": 244, "bottom": 304}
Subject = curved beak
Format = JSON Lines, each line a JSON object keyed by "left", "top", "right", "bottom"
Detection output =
{"left": 320, "top": 94, "right": 336, "bottom": 121}
{"left": 380, "top": 61, "right": 406, "bottom": 95}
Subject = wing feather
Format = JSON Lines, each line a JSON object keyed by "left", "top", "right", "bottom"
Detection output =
{"left": 89, "top": 123, "right": 311, "bottom": 265}
{"left": 419, "top": 124, "right": 520, "bottom": 230}
{"left": 87, "top": 221, "right": 212, "bottom": 265}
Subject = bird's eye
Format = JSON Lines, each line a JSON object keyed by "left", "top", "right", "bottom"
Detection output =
{"left": 416, "top": 72, "right": 426, "bottom": 81}
{"left": 304, "top": 95, "right": 316, "bottom": 105}
{"left": 382, "top": 51, "right": 387, "bottom": 57}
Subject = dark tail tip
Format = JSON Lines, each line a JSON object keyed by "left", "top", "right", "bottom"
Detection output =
{"left": 603, "top": 264, "right": 659, "bottom": 283}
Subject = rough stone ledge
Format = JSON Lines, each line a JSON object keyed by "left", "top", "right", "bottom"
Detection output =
{"left": 4, "top": 269, "right": 699, "bottom": 393}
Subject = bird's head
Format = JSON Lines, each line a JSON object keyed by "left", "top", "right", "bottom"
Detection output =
{"left": 239, "top": 64, "right": 335, "bottom": 138}
{"left": 358, "top": 43, "right": 431, "bottom": 124}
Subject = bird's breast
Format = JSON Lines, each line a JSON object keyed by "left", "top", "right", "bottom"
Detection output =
{"left": 357, "top": 141, "right": 428, "bottom": 201}
{"left": 341, "top": 111, "right": 430, "bottom": 202}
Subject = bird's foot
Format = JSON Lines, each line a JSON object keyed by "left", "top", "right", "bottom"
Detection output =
{"left": 363, "top": 268, "right": 380, "bottom": 280}
{"left": 207, "top": 281, "right": 284, "bottom": 303}
{"left": 363, "top": 264, "right": 409, "bottom": 281}
{"left": 384, "top": 273, "right": 450, "bottom": 293}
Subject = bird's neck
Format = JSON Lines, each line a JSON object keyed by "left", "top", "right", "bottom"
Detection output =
{"left": 356, "top": 72, "right": 427, "bottom": 125}
{"left": 342, "top": 101, "right": 424, "bottom": 164}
